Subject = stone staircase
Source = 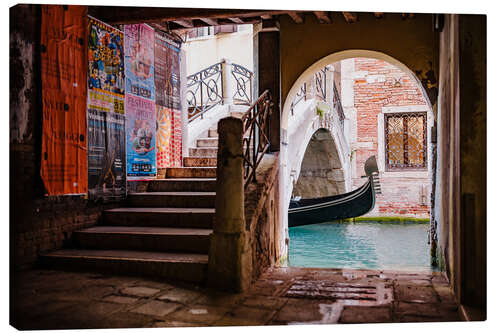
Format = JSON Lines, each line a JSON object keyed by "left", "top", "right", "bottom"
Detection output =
{"left": 41, "top": 111, "right": 246, "bottom": 284}
{"left": 41, "top": 165, "right": 217, "bottom": 284}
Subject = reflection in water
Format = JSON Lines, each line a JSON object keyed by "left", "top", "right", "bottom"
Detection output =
{"left": 289, "top": 222, "right": 435, "bottom": 271}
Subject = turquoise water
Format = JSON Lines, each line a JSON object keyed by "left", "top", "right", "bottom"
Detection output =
{"left": 289, "top": 222, "right": 435, "bottom": 272}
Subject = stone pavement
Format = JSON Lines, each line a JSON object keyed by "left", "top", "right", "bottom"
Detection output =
{"left": 10, "top": 266, "right": 461, "bottom": 329}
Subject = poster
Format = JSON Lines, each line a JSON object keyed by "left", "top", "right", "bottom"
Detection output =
{"left": 125, "top": 24, "right": 157, "bottom": 178}
{"left": 125, "top": 95, "right": 157, "bottom": 178}
{"left": 154, "top": 30, "right": 182, "bottom": 168}
{"left": 40, "top": 5, "right": 88, "bottom": 195}
{"left": 124, "top": 24, "right": 156, "bottom": 101}
{"left": 154, "top": 31, "right": 181, "bottom": 109}
{"left": 87, "top": 16, "right": 126, "bottom": 201}
{"left": 156, "top": 106, "right": 172, "bottom": 168}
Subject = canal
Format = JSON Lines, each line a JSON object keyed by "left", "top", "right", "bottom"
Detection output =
{"left": 288, "top": 222, "right": 436, "bottom": 272}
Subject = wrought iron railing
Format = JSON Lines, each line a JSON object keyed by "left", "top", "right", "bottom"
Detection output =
{"left": 290, "top": 82, "right": 306, "bottom": 116}
{"left": 332, "top": 82, "right": 345, "bottom": 131}
{"left": 231, "top": 63, "right": 253, "bottom": 105}
{"left": 314, "top": 67, "right": 327, "bottom": 102}
{"left": 187, "top": 61, "right": 254, "bottom": 122}
{"left": 186, "top": 62, "right": 223, "bottom": 122}
{"left": 241, "top": 90, "right": 272, "bottom": 187}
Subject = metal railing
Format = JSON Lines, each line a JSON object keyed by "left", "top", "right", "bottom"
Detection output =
{"left": 290, "top": 82, "right": 306, "bottom": 116}
{"left": 186, "top": 62, "right": 223, "bottom": 122}
{"left": 187, "top": 61, "right": 253, "bottom": 122}
{"left": 231, "top": 63, "right": 253, "bottom": 105}
{"left": 241, "top": 90, "right": 272, "bottom": 187}
{"left": 314, "top": 67, "right": 327, "bottom": 102}
{"left": 332, "top": 82, "right": 345, "bottom": 131}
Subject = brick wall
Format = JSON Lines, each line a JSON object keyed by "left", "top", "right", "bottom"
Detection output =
{"left": 350, "top": 58, "right": 431, "bottom": 218}
{"left": 10, "top": 5, "right": 124, "bottom": 270}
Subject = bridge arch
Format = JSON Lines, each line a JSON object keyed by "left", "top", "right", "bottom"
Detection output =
{"left": 278, "top": 49, "right": 435, "bottom": 258}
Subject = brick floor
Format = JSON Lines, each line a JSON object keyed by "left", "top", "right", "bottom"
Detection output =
{"left": 10, "top": 267, "right": 462, "bottom": 329}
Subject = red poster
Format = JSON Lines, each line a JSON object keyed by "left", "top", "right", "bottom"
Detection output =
{"left": 40, "top": 5, "right": 88, "bottom": 195}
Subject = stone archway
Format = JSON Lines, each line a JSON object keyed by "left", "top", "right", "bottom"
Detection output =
{"left": 292, "top": 128, "right": 346, "bottom": 199}
{"left": 277, "top": 49, "right": 435, "bottom": 261}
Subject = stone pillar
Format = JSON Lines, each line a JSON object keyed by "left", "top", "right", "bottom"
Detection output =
{"left": 258, "top": 19, "right": 280, "bottom": 152}
{"left": 221, "top": 58, "right": 234, "bottom": 105}
{"left": 207, "top": 117, "right": 252, "bottom": 292}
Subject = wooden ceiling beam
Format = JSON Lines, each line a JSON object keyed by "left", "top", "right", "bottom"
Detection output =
{"left": 401, "top": 13, "right": 416, "bottom": 20}
{"left": 199, "top": 17, "right": 219, "bottom": 26}
{"left": 373, "top": 12, "right": 384, "bottom": 19}
{"left": 172, "top": 19, "right": 194, "bottom": 28}
{"left": 288, "top": 12, "right": 304, "bottom": 24}
{"left": 87, "top": 6, "right": 288, "bottom": 25}
{"left": 342, "top": 12, "right": 358, "bottom": 23}
{"left": 313, "top": 11, "right": 332, "bottom": 24}
{"left": 228, "top": 17, "right": 245, "bottom": 24}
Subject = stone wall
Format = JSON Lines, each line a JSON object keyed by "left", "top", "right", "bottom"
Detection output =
{"left": 10, "top": 5, "right": 124, "bottom": 270}
{"left": 345, "top": 57, "right": 432, "bottom": 218}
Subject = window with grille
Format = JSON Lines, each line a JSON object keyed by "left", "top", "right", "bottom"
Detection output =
{"left": 385, "top": 112, "right": 427, "bottom": 170}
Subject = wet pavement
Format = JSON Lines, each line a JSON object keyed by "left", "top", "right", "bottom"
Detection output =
{"left": 10, "top": 266, "right": 461, "bottom": 329}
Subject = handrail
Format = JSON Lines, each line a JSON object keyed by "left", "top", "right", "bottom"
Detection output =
{"left": 332, "top": 82, "right": 345, "bottom": 131}
{"left": 186, "top": 62, "right": 223, "bottom": 122}
{"left": 241, "top": 90, "right": 272, "bottom": 187}
{"left": 187, "top": 61, "right": 254, "bottom": 123}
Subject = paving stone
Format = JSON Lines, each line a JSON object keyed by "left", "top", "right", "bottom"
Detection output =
{"left": 272, "top": 298, "right": 327, "bottom": 323}
{"left": 103, "top": 295, "right": 139, "bottom": 305}
{"left": 214, "top": 305, "right": 276, "bottom": 326}
{"left": 340, "top": 305, "right": 392, "bottom": 323}
{"left": 394, "top": 301, "right": 440, "bottom": 317}
{"left": 240, "top": 296, "right": 287, "bottom": 310}
{"left": 433, "top": 284, "right": 457, "bottom": 304}
{"left": 165, "top": 305, "right": 231, "bottom": 324}
{"left": 121, "top": 286, "right": 161, "bottom": 298}
{"left": 157, "top": 288, "right": 203, "bottom": 304}
{"left": 151, "top": 320, "right": 201, "bottom": 327}
{"left": 394, "top": 283, "right": 437, "bottom": 303}
{"left": 130, "top": 300, "right": 182, "bottom": 317}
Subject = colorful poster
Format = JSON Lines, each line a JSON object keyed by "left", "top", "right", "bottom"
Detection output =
{"left": 125, "top": 95, "right": 157, "bottom": 178}
{"left": 172, "top": 109, "right": 183, "bottom": 167}
{"left": 124, "top": 24, "right": 156, "bottom": 101}
{"left": 87, "top": 16, "right": 126, "bottom": 201}
{"left": 156, "top": 106, "right": 172, "bottom": 168}
{"left": 154, "top": 31, "right": 181, "bottom": 109}
{"left": 88, "top": 16, "right": 124, "bottom": 95}
{"left": 40, "top": 5, "right": 88, "bottom": 195}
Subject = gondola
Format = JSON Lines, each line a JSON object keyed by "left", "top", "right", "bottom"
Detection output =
{"left": 288, "top": 156, "right": 381, "bottom": 228}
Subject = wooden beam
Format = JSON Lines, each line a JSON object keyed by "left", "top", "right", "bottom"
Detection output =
{"left": 288, "top": 12, "right": 304, "bottom": 24}
{"left": 261, "top": 14, "right": 272, "bottom": 20}
{"left": 313, "top": 11, "right": 331, "bottom": 24}
{"left": 228, "top": 17, "right": 245, "bottom": 24}
{"left": 342, "top": 12, "right": 358, "bottom": 23}
{"left": 199, "top": 17, "right": 219, "bottom": 26}
{"left": 172, "top": 19, "right": 194, "bottom": 28}
{"left": 88, "top": 6, "right": 288, "bottom": 25}
{"left": 373, "top": 12, "right": 384, "bottom": 19}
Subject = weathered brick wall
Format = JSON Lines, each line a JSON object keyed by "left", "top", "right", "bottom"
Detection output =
{"left": 350, "top": 58, "right": 430, "bottom": 218}
{"left": 10, "top": 5, "right": 123, "bottom": 270}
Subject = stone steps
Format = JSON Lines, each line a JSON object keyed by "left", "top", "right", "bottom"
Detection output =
{"left": 40, "top": 249, "right": 208, "bottom": 283}
{"left": 104, "top": 207, "right": 214, "bottom": 229}
{"left": 183, "top": 157, "right": 217, "bottom": 167}
{"left": 196, "top": 138, "right": 218, "bottom": 148}
{"left": 147, "top": 178, "right": 216, "bottom": 192}
{"left": 128, "top": 191, "right": 216, "bottom": 208}
{"left": 189, "top": 147, "right": 218, "bottom": 158}
{"left": 166, "top": 167, "right": 216, "bottom": 178}
{"left": 73, "top": 226, "right": 211, "bottom": 253}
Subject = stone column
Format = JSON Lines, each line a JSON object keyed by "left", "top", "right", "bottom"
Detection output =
{"left": 207, "top": 117, "right": 251, "bottom": 292}
{"left": 258, "top": 19, "right": 280, "bottom": 152}
{"left": 221, "top": 58, "right": 234, "bottom": 105}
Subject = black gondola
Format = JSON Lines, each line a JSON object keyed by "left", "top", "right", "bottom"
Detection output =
{"left": 288, "top": 156, "right": 381, "bottom": 228}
